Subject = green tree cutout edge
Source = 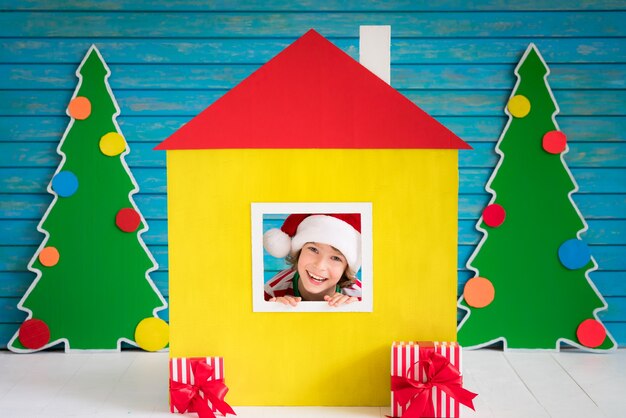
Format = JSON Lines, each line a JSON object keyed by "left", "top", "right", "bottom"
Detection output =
{"left": 457, "top": 44, "right": 616, "bottom": 351}
{"left": 9, "top": 46, "right": 167, "bottom": 352}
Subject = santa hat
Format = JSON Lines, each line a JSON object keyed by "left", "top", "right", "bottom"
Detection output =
{"left": 263, "top": 213, "right": 362, "bottom": 273}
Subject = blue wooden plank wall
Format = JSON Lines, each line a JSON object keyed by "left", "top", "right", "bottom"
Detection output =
{"left": 0, "top": 0, "right": 625, "bottom": 348}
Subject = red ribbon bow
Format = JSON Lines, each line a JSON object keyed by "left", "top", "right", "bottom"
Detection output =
{"left": 390, "top": 351, "right": 477, "bottom": 418}
{"left": 170, "top": 360, "right": 236, "bottom": 418}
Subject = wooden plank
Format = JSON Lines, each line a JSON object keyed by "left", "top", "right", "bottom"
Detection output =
{"left": 0, "top": 296, "right": 170, "bottom": 323}
{"left": 0, "top": 323, "right": 19, "bottom": 349}
{"left": 1, "top": 192, "right": 622, "bottom": 222}
{"left": 0, "top": 312, "right": 170, "bottom": 349}
{"left": 504, "top": 352, "right": 603, "bottom": 417}
{"left": 0, "top": 272, "right": 33, "bottom": 296}
{"left": 552, "top": 349, "right": 626, "bottom": 417}
{"left": 4, "top": 0, "right": 624, "bottom": 12}
{"left": 0, "top": 244, "right": 169, "bottom": 271}
{"left": 458, "top": 270, "right": 626, "bottom": 297}
{"left": 2, "top": 38, "right": 624, "bottom": 64}
{"left": 0, "top": 167, "right": 168, "bottom": 194}
{"left": 1, "top": 166, "right": 623, "bottom": 195}
{"left": 3, "top": 115, "right": 623, "bottom": 143}
{"left": 591, "top": 271, "right": 626, "bottom": 296}
{"left": 1, "top": 11, "right": 624, "bottom": 38}
{"left": 262, "top": 217, "right": 626, "bottom": 245}
{"left": 261, "top": 243, "right": 626, "bottom": 272}
{"left": 598, "top": 296, "right": 626, "bottom": 322}
{"left": 261, "top": 217, "right": 626, "bottom": 245}
{"left": 0, "top": 266, "right": 619, "bottom": 303}
{"left": 2, "top": 63, "right": 624, "bottom": 90}
{"left": 0, "top": 315, "right": 624, "bottom": 349}
{"left": 0, "top": 244, "right": 621, "bottom": 274}
{"left": 458, "top": 193, "right": 626, "bottom": 220}
{"left": 1, "top": 297, "right": 28, "bottom": 323}
{"left": 4, "top": 90, "right": 626, "bottom": 117}
{"left": 0, "top": 193, "right": 166, "bottom": 221}
{"left": 0, "top": 219, "right": 165, "bottom": 245}
{"left": 1, "top": 218, "right": 624, "bottom": 246}
{"left": 459, "top": 245, "right": 626, "bottom": 270}
{"left": 0, "top": 270, "right": 168, "bottom": 298}
{"left": 603, "top": 322, "right": 626, "bottom": 347}
{"left": 461, "top": 168, "right": 626, "bottom": 194}
{"left": 1, "top": 141, "right": 624, "bottom": 169}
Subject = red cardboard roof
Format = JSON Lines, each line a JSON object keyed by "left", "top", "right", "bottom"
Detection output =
{"left": 156, "top": 30, "right": 470, "bottom": 150}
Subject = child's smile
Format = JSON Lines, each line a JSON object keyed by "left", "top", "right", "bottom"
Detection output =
{"left": 306, "top": 270, "right": 329, "bottom": 285}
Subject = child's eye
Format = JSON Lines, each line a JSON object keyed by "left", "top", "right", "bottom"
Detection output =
{"left": 307, "top": 246, "right": 319, "bottom": 253}
{"left": 330, "top": 255, "right": 343, "bottom": 262}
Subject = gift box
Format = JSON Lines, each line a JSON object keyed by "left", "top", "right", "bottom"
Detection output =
{"left": 169, "top": 357, "right": 235, "bottom": 417}
{"left": 390, "top": 341, "right": 476, "bottom": 418}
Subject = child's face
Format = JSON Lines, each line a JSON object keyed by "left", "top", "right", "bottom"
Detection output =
{"left": 297, "top": 242, "right": 348, "bottom": 297}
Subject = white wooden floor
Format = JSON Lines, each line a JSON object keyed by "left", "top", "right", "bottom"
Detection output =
{"left": 0, "top": 349, "right": 624, "bottom": 418}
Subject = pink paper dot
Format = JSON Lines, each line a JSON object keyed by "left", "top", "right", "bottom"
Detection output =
{"left": 483, "top": 204, "right": 506, "bottom": 228}
{"left": 576, "top": 319, "right": 606, "bottom": 348}
{"left": 543, "top": 131, "right": 567, "bottom": 154}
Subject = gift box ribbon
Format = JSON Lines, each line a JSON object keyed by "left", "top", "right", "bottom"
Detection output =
{"left": 390, "top": 350, "right": 477, "bottom": 418}
{"left": 170, "top": 360, "right": 236, "bottom": 418}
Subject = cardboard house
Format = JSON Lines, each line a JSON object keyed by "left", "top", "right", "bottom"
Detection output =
{"left": 156, "top": 29, "right": 470, "bottom": 406}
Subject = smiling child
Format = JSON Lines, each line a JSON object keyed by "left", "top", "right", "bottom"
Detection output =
{"left": 263, "top": 213, "right": 362, "bottom": 307}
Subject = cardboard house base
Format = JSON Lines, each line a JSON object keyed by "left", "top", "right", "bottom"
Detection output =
{"left": 157, "top": 30, "right": 470, "bottom": 405}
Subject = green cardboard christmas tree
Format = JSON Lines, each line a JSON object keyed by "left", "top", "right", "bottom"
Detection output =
{"left": 9, "top": 46, "right": 169, "bottom": 352}
{"left": 457, "top": 44, "right": 616, "bottom": 351}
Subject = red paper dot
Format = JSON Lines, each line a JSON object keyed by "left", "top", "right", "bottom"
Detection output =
{"left": 18, "top": 318, "right": 50, "bottom": 350}
{"left": 116, "top": 208, "right": 141, "bottom": 232}
{"left": 577, "top": 319, "right": 606, "bottom": 348}
{"left": 67, "top": 96, "right": 91, "bottom": 120}
{"left": 483, "top": 204, "right": 506, "bottom": 227}
{"left": 543, "top": 130, "right": 567, "bottom": 154}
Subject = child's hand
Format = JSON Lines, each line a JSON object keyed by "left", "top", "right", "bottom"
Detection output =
{"left": 269, "top": 295, "right": 302, "bottom": 307}
{"left": 324, "top": 293, "right": 358, "bottom": 307}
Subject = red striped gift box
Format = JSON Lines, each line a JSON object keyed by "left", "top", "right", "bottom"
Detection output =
{"left": 391, "top": 341, "right": 463, "bottom": 418}
{"left": 169, "top": 357, "right": 225, "bottom": 415}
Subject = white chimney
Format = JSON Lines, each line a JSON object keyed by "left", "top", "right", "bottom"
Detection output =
{"left": 359, "top": 25, "right": 391, "bottom": 85}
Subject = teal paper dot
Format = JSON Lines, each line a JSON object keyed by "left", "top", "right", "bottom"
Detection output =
{"left": 52, "top": 171, "right": 78, "bottom": 197}
{"left": 558, "top": 239, "right": 591, "bottom": 270}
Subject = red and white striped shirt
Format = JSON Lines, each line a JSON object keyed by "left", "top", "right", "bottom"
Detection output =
{"left": 264, "top": 268, "right": 362, "bottom": 301}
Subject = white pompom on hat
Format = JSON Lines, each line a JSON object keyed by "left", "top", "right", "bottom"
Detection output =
{"left": 263, "top": 213, "right": 362, "bottom": 273}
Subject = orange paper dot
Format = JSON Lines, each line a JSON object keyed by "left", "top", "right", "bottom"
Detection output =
{"left": 507, "top": 95, "right": 531, "bottom": 118}
{"left": 577, "top": 319, "right": 606, "bottom": 348}
{"left": 68, "top": 96, "right": 91, "bottom": 120}
{"left": 463, "top": 277, "right": 495, "bottom": 308}
{"left": 39, "top": 246, "right": 60, "bottom": 267}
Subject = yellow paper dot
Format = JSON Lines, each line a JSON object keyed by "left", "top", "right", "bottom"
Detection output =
{"left": 99, "top": 132, "right": 126, "bottom": 156}
{"left": 135, "top": 317, "right": 169, "bottom": 351}
{"left": 507, "top": 95, "right": 531, "bottom": 118}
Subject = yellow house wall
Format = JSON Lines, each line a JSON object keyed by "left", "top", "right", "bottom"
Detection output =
{"left": 167, "top": 149, "right": 459, "bottom": 406}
